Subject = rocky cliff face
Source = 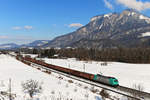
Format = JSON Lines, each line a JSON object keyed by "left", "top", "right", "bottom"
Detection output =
{"left": 44, "top": 9, "right": 150, "bottom": 48}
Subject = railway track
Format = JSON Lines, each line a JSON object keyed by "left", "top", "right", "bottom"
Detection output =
{"left": 9, "top": 54, "right": 150, "bottom": 100}
{"left": 22, "top": 59, "right": 150, "bottom": 100}
{"left": 118, "top": 86, "right": 150, "bottom": 99}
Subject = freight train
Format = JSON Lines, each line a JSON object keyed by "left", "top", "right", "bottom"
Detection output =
{"left": 16, "top": 55, "right": 119, "bottom": 87}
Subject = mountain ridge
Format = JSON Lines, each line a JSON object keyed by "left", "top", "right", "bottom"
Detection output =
{"left": 43, "top": 9, "right": 150, "bottom": 49}
{"left": 2, "top": 9, "right": 150, "bottom": 50}
{"left": 0, "top": 40, "right": 50, "bottom": 49}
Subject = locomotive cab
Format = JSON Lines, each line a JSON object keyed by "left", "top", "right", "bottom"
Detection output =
{"left": 109, "top": 77, "right": 119, "bottom": 86}
{"left": 94, "top": 74, "right": 119, "bottom": 86}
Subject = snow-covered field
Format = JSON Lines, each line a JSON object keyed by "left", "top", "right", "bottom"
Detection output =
{"left": 43, "top": 58, "right": 150, "bottom": 93}
{"left": 0, "top": 54, "right": 110, "bottom": 100}
{"left": 1, "top": 54, "right": 148, "bottom": 100}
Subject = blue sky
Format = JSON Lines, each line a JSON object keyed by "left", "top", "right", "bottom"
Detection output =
{"left": 0, "top": 0, "right": 150, "bottom": 44}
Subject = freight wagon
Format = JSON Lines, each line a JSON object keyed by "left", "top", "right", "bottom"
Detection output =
{"left": 17, "top": 55, "right": 119, "bottom": 86}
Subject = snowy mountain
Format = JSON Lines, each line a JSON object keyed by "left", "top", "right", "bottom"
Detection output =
{"left": 20, "top": 40, "right": 50, "bottom": 48}
{"left": 43, "top": 9, "right": 150, "bottom": 48}
{"left": 0, "top": 43, "right": 19, "bottom": 49}
{"left": 0, "top": 40, "right": 50, "bottom": 49}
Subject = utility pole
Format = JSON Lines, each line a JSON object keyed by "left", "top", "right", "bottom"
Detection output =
{"left": 83, "top": 64, "right": 85, "bottom": 72}
{"left": 9, "top": 78, "right": 12, "bottom": 100}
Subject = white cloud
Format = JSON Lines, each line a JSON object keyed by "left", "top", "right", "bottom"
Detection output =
{"left": 69, "top": 23, "right": 83, "bottom": 28}
{"left": 24, "top": 25, "right": 33, "bottom": 30}
{"left": 12, "top": 26, "right": 22, "bottom": 30}
{"left": 64, "top": 24, "right": 68, "bottom": 27}
{"left": 104, "top": 0, "right": 114, "bottom": 10}
{"left": 0, "top": 35, "right": 36, "bottom": 45}
{"left": 116, "top": 0, "right": 150, "bottom": 11}
{"left": 0, "top": 36, "right": 8, "bottom": 39}
{"left": 12, "top": 25, "right": 33, "bottom": 30}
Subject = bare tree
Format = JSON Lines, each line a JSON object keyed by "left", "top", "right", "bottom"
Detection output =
{"left": 126, "top": 83, "right": 145, "bottom": 100}
{"left": 132, "top": 83, "right": 144, "bottom": 92}
{"left": 21, "top": 79, "right": 43, "bottom": 98}
{"left": 100, "top": 89, "right": 110, "bottom": 100}
{"left": 132, "top": 83, "right": 144, "bottom": 99}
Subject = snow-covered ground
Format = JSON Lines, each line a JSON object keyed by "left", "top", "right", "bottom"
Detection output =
{"left": 0, "top": 54, "right": 114, "bottom": 100}
{"left": 43, "top": 58, "right": 150, "bottom": 93}
{"left": 22, "top": 54, "right": 38, "bottom": 58}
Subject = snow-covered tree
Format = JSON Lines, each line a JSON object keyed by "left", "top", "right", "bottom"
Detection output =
{"left": 21, "top": 79, "right": 43, "bottom": 98}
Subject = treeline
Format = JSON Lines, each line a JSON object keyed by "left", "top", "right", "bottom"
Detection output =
{"left": 18, "top": 48, "right": 150, "bottom": 63}
{"left": 57, "top": 48, "right": 150, "bottom": 63}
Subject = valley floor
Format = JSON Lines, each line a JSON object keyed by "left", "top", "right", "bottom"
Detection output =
{"left": 1, "top": 54, "right": 148, "bottom": 100}
{"left": 43, "top": 57, "right": 150, "bottom": 93}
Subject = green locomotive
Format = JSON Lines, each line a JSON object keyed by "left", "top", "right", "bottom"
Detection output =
{"left": 93, "top": 74, "right": 119, "bottom": 86}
